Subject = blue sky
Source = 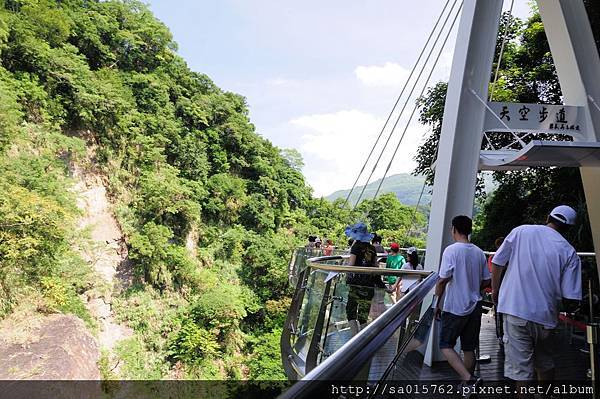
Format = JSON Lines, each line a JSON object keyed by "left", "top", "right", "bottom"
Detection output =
{"left": 146, "top": 0, "right": 532, "bottom": 196}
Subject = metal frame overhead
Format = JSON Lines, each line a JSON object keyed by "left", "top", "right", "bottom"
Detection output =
{"left": 479, "top": 140, "right": 600, "bottom": 170}
{"left": 424, "top": 0, "right": 600, "bottom": 366}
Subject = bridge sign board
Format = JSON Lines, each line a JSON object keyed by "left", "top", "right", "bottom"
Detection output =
{"left": 483, "top": 101, "right": 587, "bottom": 136}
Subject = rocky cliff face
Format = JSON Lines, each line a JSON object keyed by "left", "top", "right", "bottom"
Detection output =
{"left": 72, "top": 160, "right": 133, "bottom": 354}
{"left": 0, "top": 314, "right": 100, "bottom": 379}
{"left": 0, "top": 154, "right": 135, "bottom": 383}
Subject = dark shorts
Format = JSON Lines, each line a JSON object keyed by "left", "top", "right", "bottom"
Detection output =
{"left": 439, "top": 302, "right": 482, "bottom": 352}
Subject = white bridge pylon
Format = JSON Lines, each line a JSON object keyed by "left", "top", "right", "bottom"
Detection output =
{"left": 423, "top": 0, "right": 600, "bottom": 365}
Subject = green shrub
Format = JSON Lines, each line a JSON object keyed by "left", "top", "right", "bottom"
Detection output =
{"left": 246, "top": 329, "right": 286, "bottom": 380}
{"left": 190, "top": 285, "right": 248, "bottom": 331}
{"left": 40, "top": 276, "right": 96, "bottom": 330}
{"left": 97, "top": 349, "right": 119, "bottom": 394}
{"left": 114, "top": 336, "right": 167, "bottom": 380}
{"left": 112, "top": 285, "right": 188, "bottom": 354}
{"left": 167, "top": 320, "right": 220, "bottom": 364}
{"left": 135, "top": 166, "right": 201, "bottom": 235}
{"left": 128, "top": 222, "right": 198, "bottom": 289}
{"left": 0, "top": 128, "right": 88, "bottom": 319}
{"left": 203, "top": 173, "right": 247, "bottom": 225}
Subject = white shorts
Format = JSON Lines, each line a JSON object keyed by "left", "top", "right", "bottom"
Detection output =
{"left": 503, "top": 314, "right": 555, "bottom": 380}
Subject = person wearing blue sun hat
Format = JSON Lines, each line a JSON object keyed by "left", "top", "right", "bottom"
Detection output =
{"left": 344, "top": 222, "right": 387, "bottom": 333}
{"left": 344, "top": 222, "right": 374, "bottom": 243}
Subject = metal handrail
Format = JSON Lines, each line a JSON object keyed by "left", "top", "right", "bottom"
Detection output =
{"left": 307, "top": 255, "right": 431, "bottom": 277}
{"left": 292, "top": 247, "right": 596, "bottom": 260}
{"left": 483, "top": 250, "right": 596, "bottom": 257}
{"left": 278, "top": 272, "right": 439, "bottom": 399}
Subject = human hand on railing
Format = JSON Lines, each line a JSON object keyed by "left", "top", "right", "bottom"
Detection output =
{"left": 434, "top": 306, "right": 442, "bottom": 320}
{"left": 432, "top": 296, "right": 441, "bottom": 320}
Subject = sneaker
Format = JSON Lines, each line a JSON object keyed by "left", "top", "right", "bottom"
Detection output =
{"left": 460, "top": 375, "right": 482, "bottom": 398}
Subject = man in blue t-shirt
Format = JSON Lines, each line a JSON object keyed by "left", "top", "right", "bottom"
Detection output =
{"left": 434, "top": 215, "right": 490, "bottom": 387}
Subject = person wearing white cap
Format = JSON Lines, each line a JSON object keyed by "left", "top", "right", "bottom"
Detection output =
{"left": 491, "top": 205, "right": 582, "bottom": 384}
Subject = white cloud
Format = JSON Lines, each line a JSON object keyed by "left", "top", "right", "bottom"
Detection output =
{"left": 292, "top": 110, "right": 381, "bottom": 165}
{"left": 290, "top": 109, "right": 427, "bottom": 197}
{"left": 265, "top": 77, "right": 293, "bottom": 86}
{"left": 355, "top": 62, "right": 410, "bottom": 88}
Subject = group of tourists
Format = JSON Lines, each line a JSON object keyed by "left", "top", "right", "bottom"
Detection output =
{"left": 343, "top": 204, "right": 583, "bottom": 391}
{"left": 343, "top": 223, "right": 425, "bottom": 332}
{"left": 385, "top": 242, "right": 423, "bottom": 301}
{"left": 305, "top": 235, "right": 335, "bottom": 255}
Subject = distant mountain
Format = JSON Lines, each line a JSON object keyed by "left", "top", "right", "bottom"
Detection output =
{"left": 324, "top": 172, "right": 497, "bottom": 206}
{"left": 325, "top": 174, "right": 431, "bottom": 206}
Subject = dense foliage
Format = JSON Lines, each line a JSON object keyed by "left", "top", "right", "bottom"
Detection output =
{"left": 0, "top": 0, "right": 426, "bottom": 382}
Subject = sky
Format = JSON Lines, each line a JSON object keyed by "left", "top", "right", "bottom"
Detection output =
{"left": 145, "top": 0, "right": 533, "bottom": 197}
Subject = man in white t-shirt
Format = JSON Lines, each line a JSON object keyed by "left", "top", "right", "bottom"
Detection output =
{"left": 491, "top": 205, "right": 582, "bottom": 382}
{"left": 434, "top": 215, "right": 490, "bottom": 386}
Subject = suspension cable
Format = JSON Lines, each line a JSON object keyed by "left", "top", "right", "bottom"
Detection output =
{"left": 489, "top": 0, "right": 514, "bottom": 102}
{"left": 352, "top": 0, "right": 461, "bottom": 209}
{"left": 470, "top": 88, "right": 524, "bottom": 147}
{"left": 341, "top": 0, "right": 454, "bottom": 209}
{"left": 372, "top": 2, "right": 463, "bottom": 200}
{"left": 405, "top": 177, "right": 428, "bottom": 238}
{"left": 405, "top": 131, "right": 441, "bottom": 238}
{"left": 408, "top": 1, "right": 511, "bottom": 237}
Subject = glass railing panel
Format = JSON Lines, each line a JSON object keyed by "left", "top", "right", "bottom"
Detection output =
{"left": 288, "top": 248, "right": 309, "bottom": 287}
{"left": 288, "top": 247, "right": 349, "bottom": 287}
{"left": 365, "top": 301, "right": 426, "bottom": 381}
{"left": 380, "top": 305, "right": 435, "bottom": 382}
{"left": 318, "top": 277, "right": 397, "bottom": 363}
{"left": 278, "top": 273, "right": 438, "bottom": 399}
{"left": 292, "top": 269, "right": 329, "bottom": 360}
{"left": 282, "top": 252, "right": 435, "bottom": 381}
{"left": 318, "top": 275, "right": 349, "bottom": 363}
{"left": 325, "top": 295, "right": 433, "bottom": 386}
{"left": 316, "top": 265, "right": 427, "bottom": 363}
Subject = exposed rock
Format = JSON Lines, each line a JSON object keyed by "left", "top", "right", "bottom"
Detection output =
{"left": 87, "top": 298, "right": 111, "bottom": 320}
{"left": 185, "top": 224, "right": 199, "bottom": 258}
{"left": 71, "top": 161, "right": 134, "bottom": 363}
{"left": 72, "top": 168, "right": 125, "bottom": 285}
{"left": 97, "top": 315, "right": 133, "bottom": 352}
{"left": 0, "top": 314, "right": 100, "bottom": 380}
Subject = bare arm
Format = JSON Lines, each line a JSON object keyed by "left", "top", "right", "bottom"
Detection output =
{"left": 434, "top": 277, "right": 451, "bottom": 317}
{"left": 435, "top": 277, "right": 451, "bottom": 298}
{"left": 347, "top": 254, "right": 357, "bottom": 266}
{"left": 491, "top": 263, "right": 504, "bottom": 304}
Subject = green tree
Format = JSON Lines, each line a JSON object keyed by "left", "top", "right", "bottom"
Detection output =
{"left": 280, "top": 148, "right": 304, "bottom": 171}
{"left": 128, "top": 222, "right": 198, "bottom": 290}
{"left": 246, "top": 329, "right": 287, "bottom": 380}
{"left": 357, "top": 193, "right": 417, "bottom": 232}
{"left": 0, "top": 0, "right": 321, "bottom": 380}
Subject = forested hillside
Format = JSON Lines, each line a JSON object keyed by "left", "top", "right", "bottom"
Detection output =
{"left": 0, "top": 0, "right": 426, "bottom": 384}
{"left": 325, "top": 173, "right": 431, "bottom": 206}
